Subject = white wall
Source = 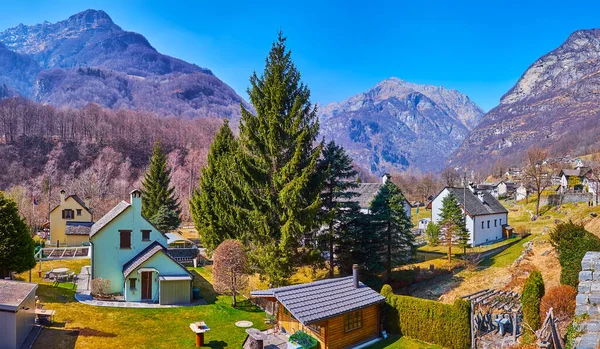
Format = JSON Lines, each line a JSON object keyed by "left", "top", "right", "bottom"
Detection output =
{"left": 0, "top": 289, "right": 36, "bottom": 349}
{"left": 0, "top": 310, "right": 17, "bottom": 349}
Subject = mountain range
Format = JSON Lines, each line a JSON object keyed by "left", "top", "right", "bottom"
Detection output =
{"left": 450, "top": 29, "right": 600, "bottom": 171}
{"left": 319, "top": 78, "right": 484, "bottom": 173}
{"left": 0, "top": 9, "right": 249, "bottom": 119}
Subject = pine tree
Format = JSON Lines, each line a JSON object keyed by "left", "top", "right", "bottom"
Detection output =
{"left": 141, "top": 141, "right": 181, "bottom": 230}
{"left": 150, "top": 205, "right": 181, "bottom": 233}
{"left": 237, "top": 32, "right": 322, "bottom": 286}
{"left": 316, "top": 141, "right": 359, "bottom": 278}
{"left": 439, "top": 192, "right": 469, "bottom": 261}
{"left": 0, "top": 192, "right": 35, "bottom": 278}
{"left": 370, "top": 181, "right": 415, "bottom": 283}
{"left": 190, "top": 120, "right": 246, "bottom": 251}
{"left": 335, "top": 208, "right": 378, "bottom": 277}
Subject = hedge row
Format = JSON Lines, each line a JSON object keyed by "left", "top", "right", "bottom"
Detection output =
{"left": 550, "top": 221, "right": 600, "bottom": 287}
{"left": 380, "top": 285, "right": 471, "bottom": 349}
{"left": 521, "top": 270, "right": 545, "bottom": 338}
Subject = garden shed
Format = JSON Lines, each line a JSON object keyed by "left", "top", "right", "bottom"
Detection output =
{"left": 0, "top": 280, "right": 38, "bottom": 349}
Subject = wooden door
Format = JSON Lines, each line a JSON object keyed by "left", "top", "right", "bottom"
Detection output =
{"left": 141, "top": 272, "right": 152, "bottom": 300}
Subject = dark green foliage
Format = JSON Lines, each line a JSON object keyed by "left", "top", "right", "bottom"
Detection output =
{"left": 370, "top": 181, "right": 415, "bottom": 283}
{"left": 335, "top": 208, "right": 379, "bottom": 278}
{"left": 439, "top": 193, "right": 469, "bottom": 257}
{"left": 381, "top": 284, "right": 471, "bottom": 349}
{"left": 425, "top": 222, "right": 440, "bottom": 246}
{"left": 315, "top": 140, "right": 359, "bottom": 277}
{"left": 190, "top": 120, "right": 245, "bottom": 251}
{"left": 150, "top": 205, "right": 181, "bottom": 233}
{"left": 141, "top": 140, "right": 181, "bottom": 230}
{"left": 521, "top": 270, "right": 545, "bottom": 336}
{"left": 0, "top": 192, "right": 35, "bottom": 278}
{"left": 237, "top": 32, "right": 322, "bottom": 286}
{"left": 288, "top": 330, "right": 318, "bottom": 348}
{"left": 550, "top": 221, "right": 600, "bottom": 287}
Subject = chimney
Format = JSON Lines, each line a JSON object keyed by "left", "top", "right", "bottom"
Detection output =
{"left": 130, "top": 189, "right": 142, "bottom": 215}
{"left": 468, "top": 182, "right": 476, "bottom": 193}
{"left": 352, "top": 264, "right": 359, "bottom": 288}
{"left": 477, "top": 191, "right": 485, "bottom": 202}
{"left": 59, "top": 189, "right": 66, "bottom": 204}
{"left": 382, "top": 173, "right": 391, "bottom": 184}
{"left": 84, "top": 197, "right": 90, "bottom": 208}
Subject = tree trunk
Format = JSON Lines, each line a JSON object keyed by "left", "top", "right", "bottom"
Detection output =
{"left": 231, "top": 272, "right": 236, "bottom": 307}
{"left": 387, "top": 227, "right": 392, "bottom": 284}
{"left": 536, "top": 190, "right": 541, "bottom": 216}
{"left": 448, "top": 244, "right": 452, "bottom": 263}
{"left": 329, "top": 221, "right": 334, "bottom": 278}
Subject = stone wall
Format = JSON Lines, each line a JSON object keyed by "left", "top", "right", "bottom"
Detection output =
{"left": 574, "top": 251, "right": 600, "bottom": 348}
{"left": 541, "top": 193, "right": 593, "bottom": 206}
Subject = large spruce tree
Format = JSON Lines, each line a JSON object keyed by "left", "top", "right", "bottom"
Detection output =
{"left": 141, "top": 141, "right": 181, "bottom": 230}
{"left": 238, "top": 32, "right": 322, "bottom": 286}
{"left": 190, "top": 120, "right": 245, "bottom": 251}
{"left": 316, "top": 141, "right": 359, "bottom": 278}
{"left": 0, "top": 192, "right": 35, "bottom": 278}
{"left": 370, "top": 181, "right": 415, "bottom": 283}
{"left": 439, "top": 192, "right": 469, "bottom": 261}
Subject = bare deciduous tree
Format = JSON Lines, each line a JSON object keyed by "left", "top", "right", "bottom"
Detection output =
{"left": 524, "top": 147, "right": 554, "bottom": 216}
{"left": 212, "top": 240, "right": 249, "bottom": 307}
{"left": 441, "top": 167, "right": 461, "bottom": 187}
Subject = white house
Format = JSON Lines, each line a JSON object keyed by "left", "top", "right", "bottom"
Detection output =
{"left": 430, "top": 187, "right": 509, "bottom": 246}
{"left": 418, "top": 218, "right": 431, "bottom": 230}
{"left": 354, "top": 174, "right": 412, "bottom": 217}
{"left": 0, "top": 280, "right": 37, "bottom": 349}
{"left": 516, "top": 184, "right": 528, "bottom": 202}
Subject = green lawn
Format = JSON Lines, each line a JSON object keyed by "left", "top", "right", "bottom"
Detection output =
{"left": 418, "top": 235, "right": 522, "bottom": 255}
{"left": 370, "top": 336, "right": 442, "bottom": 349}
{"left": 411, "top": 207, "right": 430, "bottom": 227}
{"left": 479, "top": 234, "right": 536, "bottom": 268}
{"left": 16, "top": 260, "right": 267, "bottom": 349}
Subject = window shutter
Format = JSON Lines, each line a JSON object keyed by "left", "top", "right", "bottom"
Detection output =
{"left": 62, "top": 210, "right": 65, "bottom": 219}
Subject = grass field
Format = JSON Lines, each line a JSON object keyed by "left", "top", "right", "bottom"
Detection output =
{"left": 371, "top": 336, "right": 442, "bottom": 349}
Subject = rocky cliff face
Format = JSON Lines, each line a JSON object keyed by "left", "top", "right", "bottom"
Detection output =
{"left": 0, "top": 9, "right": 249, "bottom": 119}
{"left": 451, "top": 29, "right": 600, "bottom": 170}
{"left": 319, "top": 78, "right": 484, "bottom": 174}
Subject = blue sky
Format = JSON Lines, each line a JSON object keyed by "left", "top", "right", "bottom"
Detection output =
{"left": 1, "top": 1, "right": 600, "bottom": 111}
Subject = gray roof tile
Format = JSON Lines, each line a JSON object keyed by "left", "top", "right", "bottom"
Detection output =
{"left": 251, "top": 276, "right": 385, "bottom": 325}
{"left": 65, "top": 221, "right": 94, "bottom": 235}
{"left": 90, "top": 201, "right": 130, "bottom": 237}
{"left": 122, "top": 241, "right": 192, "bottom": 278}
{"left": 446, "top": 187, "right": 508, "bottom": 216}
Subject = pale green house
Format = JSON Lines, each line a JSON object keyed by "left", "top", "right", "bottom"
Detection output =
{"left": 90, "top": 190, "right": 192, "bottom": 305}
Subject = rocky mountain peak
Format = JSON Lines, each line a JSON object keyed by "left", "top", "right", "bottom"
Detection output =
{"left": 65, "top": 9, "right": 116, "bottom": 29}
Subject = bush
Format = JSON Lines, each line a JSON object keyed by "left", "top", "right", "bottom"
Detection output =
{"left": 550, "top": 221, "right": 600, "bottom": 287}
{"left": 91, "top": 278, "right": 111, "bottom": 297}
{"left": 380, "top": 284, "right": 470, "bottom": 349}
{"left": 515, "top": 225, "right": 531, "bottom": 237}
{"left": 288, "top": 330, "right": 318, "bottom": 349}
{"left": 521, "top": 270, "right": 545, "bottom": 338}
{"left": 539, "top": 285, "right": 577, "bottom": 322}
{"left": 425, "top": 222, "right": 440, "bottom": 246}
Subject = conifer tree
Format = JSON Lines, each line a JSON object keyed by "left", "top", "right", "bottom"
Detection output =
{"left": 316, "top": 141, "right": 359, "bottom": 278}
{"left": 0, "top": 192, "right": 35, "bottom": 278}
{"left": 237, "top": 32, "right": 322, "bottom": 286}
{"left": 141, "top": 141, "right": 181, "bottom": 230}
{"left": 439, "top": 192, "right": 469, "bottom": 261}
{"left": 190, "top": 120, "right": 245, "bottom": 251}
{"left": 370, "top": 181, "right": 415, "bottom": 283}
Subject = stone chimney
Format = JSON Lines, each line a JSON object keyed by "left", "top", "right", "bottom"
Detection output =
{"left": 468, "top": 182, "right": 476, "bottom": 193}
{"left": 382, "top": 173, "right": 391, "bottom": 184}
{"left": 352, "top": 264, "right": 359, "bottom": 288}
{"left": 59, "top": 189, "right": 66, "bottom": 204}
{"left": 477, "top": 191, "right": 485, "bottom": 202}
{"left": 130, "top": 189, "right": 142, "bottom": 215}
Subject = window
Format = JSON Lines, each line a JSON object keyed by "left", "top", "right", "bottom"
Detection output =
{"left": 141, "top": 230, "right": 151, "bottom": 241}
{"left": 345, "top": 311, "right": 362, "bottom": 332}
{"left": 494, "top": 219, "right": 497, "bottom": 227}
{"left": 499, "top": 219, "right": 502, "bottom": 225}
{"left": 481, "top": 221, "right": 484, "bottom": 229}
{"left": 120, "top": 230, "right": 131, "bottom": 249}
{"left": 129, "top": 278, "right": 137, "bottom": 290}
{"left": 487, "top": 221, "right": 490, "bottom": 229}
{"left": 308, "top": 324, "right": 321, "bottom": 333}
{"left": 76, "top": 209, "right": 82, "bottom": 216}
{"left": 62, "top": 209, "right": 74, "bottom": 219}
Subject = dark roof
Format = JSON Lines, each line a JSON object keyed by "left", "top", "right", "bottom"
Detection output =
{"left": 251, "top": 276, "right": 385, "bottom": 325}
{"left": 90, "top": 201, "right": 130, "bottom": 237}
{"left": 0, "top": 280, "right": 37, "bottom": 311}
{"left": 167, "top": 247, "right": 199, "bottom": 259}
{"left": 122, "top": 241, "right": 192, "bottom": 278}
{"left": 345, "top": 183, "right": 410, "bottom": 210}
{"left": 561, "top": 167, "right": 592, "bottom": 178}
{"left": 445, "top": 187, "right": 508, "bottom": 216}
{"left": 50, "top": 194, "right": 92, "bottom": 214}
{"left": 65, "top": 221, "right": 94, "bottom": 235}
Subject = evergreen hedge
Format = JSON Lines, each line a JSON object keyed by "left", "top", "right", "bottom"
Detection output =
{"left": 521, "top": 270, "right": 545, "bottom": 338}
{"left": 380, "top": 285, "right": 471, "bottom": 349}
{"left": 550, "top": 221, "right": 600, "bottom": 287}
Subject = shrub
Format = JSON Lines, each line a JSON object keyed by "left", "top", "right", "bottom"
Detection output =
{"left": 550, "top": 221, "right": 600, "bottom": 287}
{"left": 288, "top": 330, "right": 318, "bottom": 349}
{"left": 539, "top": 285, "right": 577, "bottom": 322}
{"left": 521, "top": 270, "right": 545, "bottom": 338}
{"left": 425, "top": 222, "right": 440, "bottom": 246}
{"left": 91, "top": 278, "right": 111, "bottom": 297}
{"left": 380, "top": 284, "right": 470, "bottom": 349}
{"left": 515, "top": 225, "right": 531, "bottom": 237}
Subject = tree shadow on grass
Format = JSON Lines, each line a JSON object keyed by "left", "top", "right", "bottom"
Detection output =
{"left": 233, "top": 299, "right": 266, "bottom": 313}
{"left": 205, "top": 340, "right": 228, "bottom": 348}
{"left": 37, "top": 284, "right": 77, "bottom": 304}
{"left": 33, "top": 327, "right": 78, "bottom": 349}
{"left": 191, "top": 270, "right": 217, "bottom": 304}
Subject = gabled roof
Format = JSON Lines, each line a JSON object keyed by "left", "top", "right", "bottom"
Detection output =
{"left": 444, "top": 187, "right": 508, "bottom": 216}
{"left": 65, "top": 221, "right": 94, "bottom": 236}
{"left": 50, "top": 194, "right": 92, "bottom": 214}
{"left": 251, "top": 276, "right": 385, "bottom": 325}
{"left": 345, "top": 183, "right": 411, "bottom": 210}
{"left": 122, "top": 241, "right": 192, "bottom": 278}
{"left": 90, "top": 201, "right": 130, "bottom": 237}
{"left": 561, "top": 167, "right": 592, "bottom": 178}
